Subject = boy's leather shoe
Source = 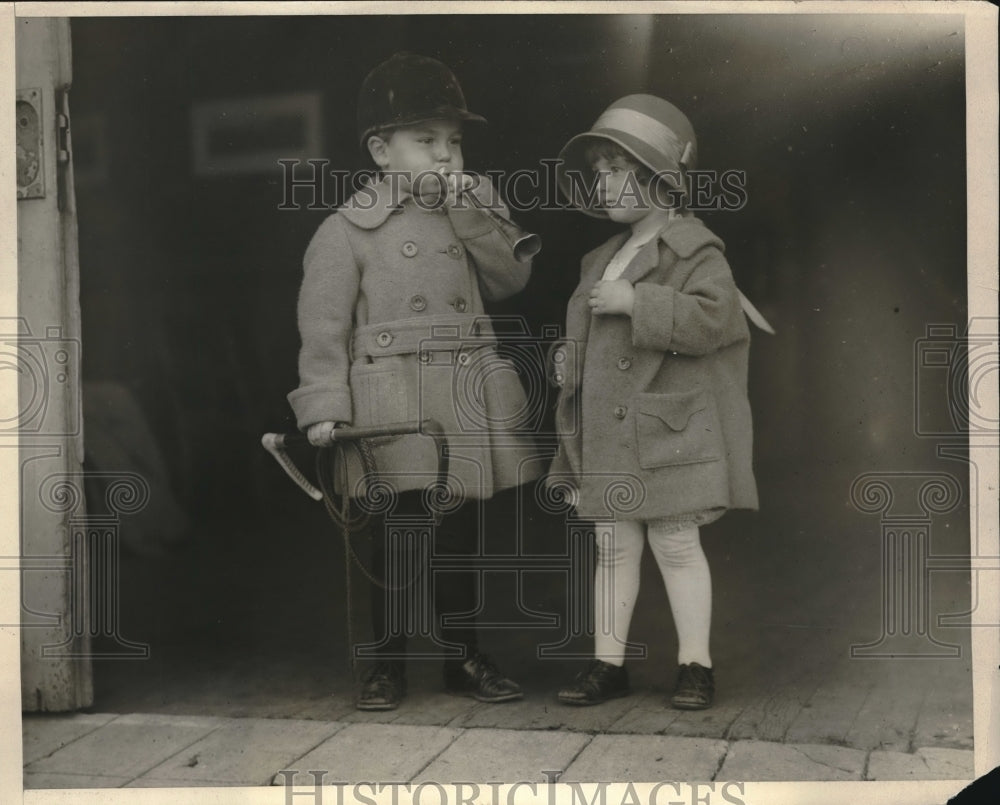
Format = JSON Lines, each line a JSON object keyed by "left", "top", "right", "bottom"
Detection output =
{"left": 670, "top": 663, "right": 714, "bottom": 710}
{"left": 444, "top": 653, "right": 523, "bottom": 703}
{"left": 557, "top": 659, "right": 630, "bottom": 705}
{"left": 357, "top": 661, "right": 406, "bottom": 711}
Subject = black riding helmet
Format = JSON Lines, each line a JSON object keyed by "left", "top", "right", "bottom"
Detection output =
{"left": 357, "top": 52, "right": 487, "bottom": 151}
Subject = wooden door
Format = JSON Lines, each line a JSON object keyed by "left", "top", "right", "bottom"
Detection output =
{"left": 15, "top": 16, "right": 91, "bottom": 711}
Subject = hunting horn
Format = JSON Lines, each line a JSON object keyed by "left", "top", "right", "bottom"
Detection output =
{"left": 463, "top": 190, "right": 541, "bottom": 263}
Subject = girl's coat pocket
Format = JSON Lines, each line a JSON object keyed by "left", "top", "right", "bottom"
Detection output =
{"left": 634, "top": 390, "right": 724, "bottom": 469}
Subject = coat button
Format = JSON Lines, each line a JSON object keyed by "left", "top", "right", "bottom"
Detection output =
{"left": 418, "top": 350, "right": 431, "bottom": 364}
{"left": 401, "top": 241, "right": 418, "bottom": 258}
{"left": 376, "top": 331, "right": 393, "bottom": 348}
{"left": 454, "top": 297, "right": 467, "bottom": 312}
{"left": 410, "top": 294, "right": 427, "bottom": 312}
{"left": 613, "top": 405, "right": 627, "bottom": 420}
{"left": 447, "top": 244, "right": 464, "bottom": 260}
{"left": 617, "top": 357, "right": 632, "bottom": 370}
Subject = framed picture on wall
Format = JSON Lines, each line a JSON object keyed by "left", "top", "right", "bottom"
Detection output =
{"left": 190, "top": 91, "right": 322, "bottom": 176}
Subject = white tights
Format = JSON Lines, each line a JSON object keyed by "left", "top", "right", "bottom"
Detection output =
{"left": 593, "top": 521, "right": 712, "bottom": 668}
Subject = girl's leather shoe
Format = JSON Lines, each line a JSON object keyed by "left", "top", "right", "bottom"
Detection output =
{"left": 670, "top": 663, "right": 714, "bottom": 710}
{"left": 444, "top": 653, "right": 523, "bottom": 702}
{"left": 357, "top": 661, "right": 406, "bottom": 711}
{"left": 558, "top": 659, "right": 631, "bottom": 705}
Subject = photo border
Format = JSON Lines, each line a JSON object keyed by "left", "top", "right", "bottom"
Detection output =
{"left": 2, "top": 2, "right": 997, "bottom": 804}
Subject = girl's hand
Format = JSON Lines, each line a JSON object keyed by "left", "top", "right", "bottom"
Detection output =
{"left": 589, "top": 279, "right": 635, "bottom": 316}
{"left": 307, "top": 420, "right": 339, "bottom": 447}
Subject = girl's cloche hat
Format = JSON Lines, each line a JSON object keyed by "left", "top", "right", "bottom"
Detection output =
{"left": 557, "top": 94, "right": 697, "bottom": 218}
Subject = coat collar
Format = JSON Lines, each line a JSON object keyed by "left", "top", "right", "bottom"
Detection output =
{"left": 617, "top": 215, "right": 726, "bottom": 283}
{"left": 581, "top": 230, "right": 629, "bottom": 285}
{"left": 338, "top": 176, "right": 412, "bottom": 229}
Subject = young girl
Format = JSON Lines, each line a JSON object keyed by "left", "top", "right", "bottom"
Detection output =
{"left": 548, "top": 94, "right": 759, "bottom": 709}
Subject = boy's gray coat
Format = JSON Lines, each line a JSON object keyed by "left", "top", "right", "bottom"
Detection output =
{"left": 549, "top": 216, "right": 759, "bottom": 521}
{"left": 289, "top": 177, "right": 542, "bottom": 500}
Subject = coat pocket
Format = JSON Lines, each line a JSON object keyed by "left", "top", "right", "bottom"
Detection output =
{"left": 349, "top": 362, "right": 411, "bottom": 436}
{"left": 634, "top": 390, "right": 723, "bottom": 469}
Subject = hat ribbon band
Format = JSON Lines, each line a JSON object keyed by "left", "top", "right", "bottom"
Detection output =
{"left": 592, "top": 108, "right": 690, "bottom": 167}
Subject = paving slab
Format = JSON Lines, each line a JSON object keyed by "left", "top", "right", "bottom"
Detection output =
{"left": 867, "top": 747, "right": 975, "bottom": 781}
{"left": 912, "top": 660, "right": 975, "bottom": 750}
{"left": 341, "top": 705, "right": 408, "bottom": 724}
{"left": 276, "top": 723, "right": 461, "bottom": 784}
{"left": 125, "top": 777, "right": 244, "bottom": 787}
{"left": 22, "top": 713, "right": 119, "bottom": 765}
{"left": 290, "top": 695, "right": 358, "bottom": 723}
{"left": 414, "top": 728, "right": 591, "bottom": 783}
{"left": 24, "top": 714, "right": 223, "bottom": 780}
{"left": 24, "top": 771, "right": 132, "bottom": 789}
{"left": 726, "top": 681, "right": 821, "bottom": 744}
{"left": 843, "top": 663, "right": 930, "bottom": 752}
{"left": 561, "top": 734, "right": 728, "bottom": 782}
{"left": 604, "top": 693, "right": 681, "bottom": 734}
{"left": 391, "top": 692, "right": 484, "bottom": 727}
{"left": 784, "top": 667, "right": 872, "bottom": 745}
{"left": 457, "top": 691, "right": 637, "bottom": 732}
{"left": 135, "top": 717, "right": 345, "bottom": 786}
{"left": 716, "top": 740, "right": 866, "bottom": 782}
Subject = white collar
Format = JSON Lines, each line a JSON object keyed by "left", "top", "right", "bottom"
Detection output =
{"left": 626, "top": 208, "right": 675, "bottom": 247}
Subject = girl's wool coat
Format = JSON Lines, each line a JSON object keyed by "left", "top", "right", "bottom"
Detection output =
{"left": 549, "top": 216, "right": 758, "bottom": 522}
{"left": 289, "top": 177, "right": 543, "bottom": 500}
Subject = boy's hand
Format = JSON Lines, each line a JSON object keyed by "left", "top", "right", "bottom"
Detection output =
{"left": 307, "top": 420, "right": 340, "bottom": 447}
{"left": 412, "top": 171, "right": 476, "bottom": 207}
{"left": 589, "top": 279, "right": 635, "bottom": 316}
{"left": 545, "top": 478, "right": 580, "bottom": 510}
{"left": 445, "top": 171, "right": 477, "bottom": 207}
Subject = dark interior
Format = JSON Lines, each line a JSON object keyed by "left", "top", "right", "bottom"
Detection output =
{"left": 67, "top": 14, "right": 972, "bottom": 721}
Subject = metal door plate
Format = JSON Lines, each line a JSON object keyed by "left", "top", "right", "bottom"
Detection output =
{"left": 17, "top": 88, "right": 45, "bottom": 200}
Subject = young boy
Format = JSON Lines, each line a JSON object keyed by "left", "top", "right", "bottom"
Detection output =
{"left": 549, "top": 95, "right": 759, "bottom": 709}
{"left": 288, "top": 52, "right": 540, "bottom": 710}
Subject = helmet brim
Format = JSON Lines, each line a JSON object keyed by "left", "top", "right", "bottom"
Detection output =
{"left": 360, "top": 107, "right": 488, "bottom": 150}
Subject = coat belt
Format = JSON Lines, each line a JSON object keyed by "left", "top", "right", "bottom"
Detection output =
{"left": 351, "top": 314, "right": 498, "bottom": 360}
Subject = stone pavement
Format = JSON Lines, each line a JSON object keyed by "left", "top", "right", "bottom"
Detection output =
{"left": 22, "top": 711, "right": 975, "bottom": 789}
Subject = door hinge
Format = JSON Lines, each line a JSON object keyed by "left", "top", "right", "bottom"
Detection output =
{"left": 56, "top": 88, "right": 73, "bottom": 212}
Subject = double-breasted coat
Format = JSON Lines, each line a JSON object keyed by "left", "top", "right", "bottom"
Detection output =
{"left": 549, "top": 216, "right": 759, "bottom": 522}
{"left": 289, "top": 176, "right": 542, "bottom": 500}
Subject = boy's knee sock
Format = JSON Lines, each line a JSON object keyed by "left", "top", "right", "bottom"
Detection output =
{"left": 434, "top": 569, "right": 478, "bottom": 655}
{"left": 593, "top": 520, "right": 645, "bottom": 666}
{"left": 433, "top": 502, "right": 480, "bottom": 656}
{"left": 368, "top": 535, "right": 414, "bottom": 659}
{"left": 647, "top": 525, "right": 712, "bottom": 668}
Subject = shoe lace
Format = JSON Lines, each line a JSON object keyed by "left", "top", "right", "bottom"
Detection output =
{"left": 678, "top": 664, "right": 711, "bottom": 690}
{"left": 466, "top": 653, "right": 502, "bottom": 681}
{"left": 577, "top": 659, "right": 621, "bottom": 689}
{"left": 366, "top": 662, "right": 401, "bottom": 684}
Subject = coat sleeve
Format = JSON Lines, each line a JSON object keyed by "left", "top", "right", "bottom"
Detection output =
{"left": 547, "top": 444, "right": 573, "bottom": 480}
{"left": 630, "top": 246, "right": 747, "bottom": 356}
{"left": 286, "top": 214, "right": 360, "bottom": 429}
{"left": 447, "top": 174, "right": 532, "bottom": 302}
